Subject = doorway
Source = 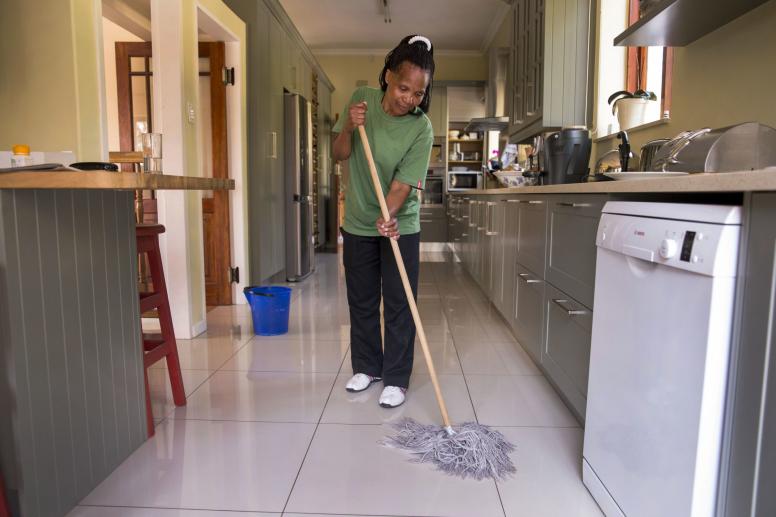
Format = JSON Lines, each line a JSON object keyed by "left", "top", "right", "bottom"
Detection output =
{"left": 114, "top": 40, "right": 233, "bottom": 306}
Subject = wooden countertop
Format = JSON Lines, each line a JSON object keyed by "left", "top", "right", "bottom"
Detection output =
{"left": 0, "top": 171, "right": 234, "bottom": 190}
{"left": 452, "top": 169, "right": 776, "bottom": 196}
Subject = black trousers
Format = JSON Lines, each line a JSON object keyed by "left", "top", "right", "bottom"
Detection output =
{"left": 342, "top": 228, "right": 420, "bottom": 388}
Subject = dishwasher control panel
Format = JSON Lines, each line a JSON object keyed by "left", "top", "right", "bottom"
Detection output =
{"left": 596, "top": 213, "right": 740, "bottom": 277}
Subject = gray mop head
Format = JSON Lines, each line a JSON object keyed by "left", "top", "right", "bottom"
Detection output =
{"left": 382, "top": 418, "right": 516, "bottom": 481}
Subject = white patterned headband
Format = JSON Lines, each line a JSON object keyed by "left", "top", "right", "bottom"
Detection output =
{"left": 408, "top": 35, "right": 432, "bottom": 52}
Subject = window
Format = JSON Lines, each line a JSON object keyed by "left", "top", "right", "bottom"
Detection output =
{"left": 627, "top": 0, "right": 673, "bottom": 119}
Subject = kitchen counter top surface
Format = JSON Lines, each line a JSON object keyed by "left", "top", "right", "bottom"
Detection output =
{"left": 451, "top": 169, "right": 776, "bottom": 195}
{"left": 0, "top": 170, "right": 234, "bottom": 190}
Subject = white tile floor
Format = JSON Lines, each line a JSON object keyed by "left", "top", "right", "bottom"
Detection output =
{"left": 68, "top": 252, "right": 602, "bottom": 517}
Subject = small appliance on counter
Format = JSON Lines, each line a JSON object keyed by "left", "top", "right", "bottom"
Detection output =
{"left": 651, "top": 122, "right": 776, "bottom": 172}
{"left": 447, "top": 169, "right": 483, "bottom": 191}
{"left": 543, "top": 127, "right": 592, "bottom": 184}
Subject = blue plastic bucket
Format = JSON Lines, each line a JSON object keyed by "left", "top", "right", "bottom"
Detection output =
{"left": 243, "top": 286, "right": 292, "bottom": 336}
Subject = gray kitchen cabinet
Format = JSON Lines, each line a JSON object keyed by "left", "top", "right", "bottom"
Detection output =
{"left": 429, "top": 86, "right": 448, "bottom": 138}
{"left": 269, "top": 15, "right": 286, "bottom": 277}
{"left": 718, "top": 192, "right": 776, "bottom": 517}
{"left": 476, "top": 200, "right": 488, "bottom": 289}
{"left": 507, "top": 0, "right": 592, "bottom": 143}
{"left": 420, "top": 205, "right": 448, "bottom": 242}
{"left": 516, "top": 196, "right": 548, "bottom": 278}
{"left": 542, "top": 282, "right": 592, "bottom": 423}
{"left": 500, "top": 198, "right": 521, "bottom": 323}
{"left": 514, "top": 263, "right": 546, "bottom": 363}
{"left": 546, "top": 195, "right": 607, "bottom": 309}
{"left": 459, "top": 196, "right": 472, "bottom": 258}
{"left": 487, "top": 199, "right": 506, "bottom": 311}
{"left": 466, "top": 198, "right": 478, "bottom": 270}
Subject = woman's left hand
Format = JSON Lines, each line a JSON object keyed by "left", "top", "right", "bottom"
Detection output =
{"left": 376, "top": 216, "right": 400, "bottom": 240}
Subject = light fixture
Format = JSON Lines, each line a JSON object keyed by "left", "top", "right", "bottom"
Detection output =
{"left": 382, "top": 0, "right": 391, "bottom": 23}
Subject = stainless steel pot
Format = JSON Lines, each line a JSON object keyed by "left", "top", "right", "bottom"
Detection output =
{"left": 639, "top": 138, "right": 669, "bottom": 171}
{"left": 652, "top": 122, "right": 776, "bottom": 172}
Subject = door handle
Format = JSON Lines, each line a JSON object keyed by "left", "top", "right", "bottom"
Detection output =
{"left": 506, "top": 199, "right": 523, "bottom": 203}
{"left": 518, "top": 273, "right": 541, "bottom": 284}
{"left": 269, "top": 131, "right": 277, "bottom": 159}
{"left": 527, "top": 200, "right": 544, "bottom": 205}
{"left": 552, "top": 298, "right": 588, "bottom": 316}
{"left": 558, "top": 202, "right": 592, "bottom": 208}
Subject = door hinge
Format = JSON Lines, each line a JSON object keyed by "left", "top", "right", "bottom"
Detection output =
{"left": 222, "top": 66, "right": 235, "bottom": 86}
{"left": 229, "top": 266, "right": 239, "bottom": 283}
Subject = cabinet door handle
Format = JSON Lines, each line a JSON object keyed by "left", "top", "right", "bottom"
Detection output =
{"left": 461, "top": 233, "right": 468, "bottom": 237}
{"left": 552, "top": 298, "right": 588, "bottom": 316}
{"left": 527, "top": 200, "right": 544, "bottom": 205}
{"left": 518, "top": 273, "right": 541, "bottom": 284}
{"left": 270, "top": 131, "right": 277, "bottom": 159}
{"left": 420, "top": 219, "right": 433, "bottom": 223}
{"left": 558, "top": 202, "right": 592, "bottom": 208}
{"left": 506, "top": 199, "right": 523, "bottom": 203}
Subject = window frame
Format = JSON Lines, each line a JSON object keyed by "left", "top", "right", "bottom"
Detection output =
{"left": 626, "top": 0, "right": 674, "bottom": 117}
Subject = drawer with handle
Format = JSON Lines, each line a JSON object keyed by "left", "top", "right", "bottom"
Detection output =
{"left": 546, "top": 195, "right": 607, "bottom": 308}
{"left": 541, "top": 282, "right": 593, "bottom": 423}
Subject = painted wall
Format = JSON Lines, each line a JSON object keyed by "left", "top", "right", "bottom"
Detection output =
{"left": 102, "top": 18, "right": 144, "bottom": 154}
{"left": 0, "top": 0, "right": 105, "bottom": 160}
{"left": 316, "top": 53, "right": 488, "bottom": 119}
{"left": 595, "top": 0, "right": 776, "bottom": 157}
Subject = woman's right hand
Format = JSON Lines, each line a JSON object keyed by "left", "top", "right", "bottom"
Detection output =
{"left": 344, "top": 101, "right": 367, "bottom": 133}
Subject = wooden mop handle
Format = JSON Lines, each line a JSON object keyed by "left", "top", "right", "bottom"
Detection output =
{"left": 357, "top": 125, "right": 452, "bottom": 429}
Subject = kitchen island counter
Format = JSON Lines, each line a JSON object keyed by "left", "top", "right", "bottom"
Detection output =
{"left": 0, "top": 174, "right": 232, "bottom": 517}
{"left": 0, "top": 170, "right": 234, "bottom": 190}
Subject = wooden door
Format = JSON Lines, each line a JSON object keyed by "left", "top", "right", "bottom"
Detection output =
{"left": 115, "top": 41, "right": 232, "bottom": 305}
{"left": 199, "top": 42, "right": 232, "bottom": 306}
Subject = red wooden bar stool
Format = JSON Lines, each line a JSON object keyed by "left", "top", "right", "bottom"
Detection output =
{"left": 137, "top": 224, "right": 186, "bottom": 437}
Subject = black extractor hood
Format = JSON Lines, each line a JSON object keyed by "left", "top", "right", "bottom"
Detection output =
{"left": 464, "top": 117, "right": 509, "bottom": 133}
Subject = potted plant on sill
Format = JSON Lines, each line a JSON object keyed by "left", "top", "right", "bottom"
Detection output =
{"left": 607, "top": 89, "right": 659, "bottom": 130}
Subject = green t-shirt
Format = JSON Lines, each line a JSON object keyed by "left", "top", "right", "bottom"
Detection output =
{"left": 333, "top": 86, "right": 433, "bottom": 236}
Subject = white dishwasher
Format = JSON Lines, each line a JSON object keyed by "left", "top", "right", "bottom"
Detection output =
{"left": 582, "top": 202, "right": 741, "bottom": 517}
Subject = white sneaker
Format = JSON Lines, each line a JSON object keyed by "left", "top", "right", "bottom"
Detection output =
{"left": 379, "top": 386, "right": 407, "bottom": 408}
{"left": 345, "top": 373, "right": 381, "bottom": 393}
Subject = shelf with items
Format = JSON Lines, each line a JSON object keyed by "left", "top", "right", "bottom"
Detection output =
{"left": 447, "top": 121, "right": 485, "bottom": 164}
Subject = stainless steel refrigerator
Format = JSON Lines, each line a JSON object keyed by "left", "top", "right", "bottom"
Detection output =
{"left": 284, "top": 92, "right": 315, "bottom": 281}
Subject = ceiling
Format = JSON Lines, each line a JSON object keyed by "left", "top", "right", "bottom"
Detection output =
{"left": 278, "top": 0, "right": 511, "bottom": 53}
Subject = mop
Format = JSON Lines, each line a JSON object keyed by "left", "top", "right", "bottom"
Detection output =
{"left": 357, "top": 125, "right": 516, "bottom": 481}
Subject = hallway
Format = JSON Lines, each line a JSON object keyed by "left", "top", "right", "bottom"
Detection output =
{"left": 69, "top": 252, "right": 602, "bottom": 517}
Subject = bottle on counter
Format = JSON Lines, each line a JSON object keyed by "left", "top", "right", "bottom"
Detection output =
{"left": 11, "top": 144, "right": 32, "bottom": 167}
{"left": 489, "top": 149, "right": 502, "bottom": 170}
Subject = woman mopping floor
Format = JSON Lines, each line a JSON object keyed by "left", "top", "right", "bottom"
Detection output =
{"left": 332, "top": 35, "right": 516, "bottom": 481}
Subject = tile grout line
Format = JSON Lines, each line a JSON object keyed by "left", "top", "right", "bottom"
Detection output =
{"left": 152, "top": 329, "right": 255, "bottom": 429}
{"left": 279, "top": 332, "right": 352, "bottom": 515}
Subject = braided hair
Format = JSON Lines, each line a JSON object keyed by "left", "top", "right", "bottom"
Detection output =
{"left": 379, "top": 35, "right": 435, "bottom": 115}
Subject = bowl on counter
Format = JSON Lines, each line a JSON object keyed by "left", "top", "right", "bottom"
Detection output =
{"left": 493, "top": 169, "right": 526, "bottom": 187}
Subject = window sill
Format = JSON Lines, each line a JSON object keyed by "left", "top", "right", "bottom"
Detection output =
{"left": 593, "top": 118, "right": 671, "bottom": 143}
